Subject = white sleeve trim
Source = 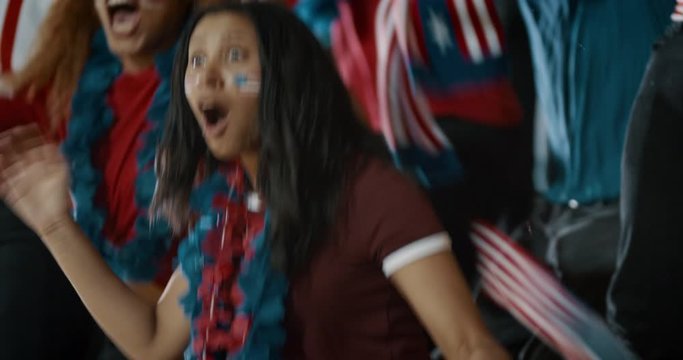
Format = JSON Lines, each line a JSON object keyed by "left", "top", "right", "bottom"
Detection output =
{"left": 382, "top": 232, "right": 451, "bottom": 277}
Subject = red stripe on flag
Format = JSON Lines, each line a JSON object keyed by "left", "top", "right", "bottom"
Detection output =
{"left": 478, "top": 259, "right": 591, "bottom": 359}
{"left": 472, "top": 223, "right": 583, "bottom": 319}
{"left": 484, "top": 0, "right": 506, "bottom": 49}
{"left": 473, "top": 231, "right": 575, "bottom": 323}
{"left": 1, "top": 0, "right": 23, "bottom": 73}
{"left": 446, "top": 0, "right": 471, "bottom": 61}
{"left": 482, "top": 279, "right": 562, "bottom": 352}
{"left": 409, "top": 0, "right": 429, "bottom": 64}
{"left": 480, "top": 272, "right": 587, "bottom": 359}
{"left": 465, "top": 0, "right": 491, "bottom": 57}
{"left": 386, "top": 39, "right": 413, "bottom": 145}
{"left": 398, "top": 59, "right": 443, "bottom": 152}
{"left": 472, "top": 222, "right": 598, "bottom": 359}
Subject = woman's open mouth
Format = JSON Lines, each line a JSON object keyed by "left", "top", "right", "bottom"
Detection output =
{"left": 106, "top": 0, "right": 141, "bottom": 36}
{"left": 200, "top": 103, "right": 230, "bottom": 137}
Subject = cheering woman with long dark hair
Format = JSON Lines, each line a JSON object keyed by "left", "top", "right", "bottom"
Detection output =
{"left": 0, "top": 3, "right": 507, "bottom": 359}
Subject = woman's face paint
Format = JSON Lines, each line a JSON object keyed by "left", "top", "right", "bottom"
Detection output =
{"left": 233, "top": 73, "right": 261, "bottom": 95}
{"left": 184, "top": 72, "right": 201, "bottom": 96}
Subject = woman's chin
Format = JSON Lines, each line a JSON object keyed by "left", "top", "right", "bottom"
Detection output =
{"left": 208, "top": 148, "right": 237, "bottom": 162}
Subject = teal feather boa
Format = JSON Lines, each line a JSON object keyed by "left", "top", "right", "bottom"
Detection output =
{"left": 62, "top": 29, "right": 175, "bottom": 281}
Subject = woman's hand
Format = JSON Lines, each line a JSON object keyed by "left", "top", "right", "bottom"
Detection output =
{"left": 0, "top": 124, "right": 72, "bottom": 237}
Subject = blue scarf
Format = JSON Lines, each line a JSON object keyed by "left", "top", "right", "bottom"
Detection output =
{"left": 62, "top": 29, "right": 175, "bottom": 281}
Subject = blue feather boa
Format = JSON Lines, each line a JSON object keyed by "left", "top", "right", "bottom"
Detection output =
{"left": 62, "top": 29, "right": 175, "bottom": 281}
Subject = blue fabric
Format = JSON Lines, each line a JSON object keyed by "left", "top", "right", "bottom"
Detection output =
{"left": 294, "top": 0, "right": 338, "bottom": 47}
{"left": 62, "top": 30, "right": 175, "bottom": 281}
{"left": 520, "top": 0, "right": 671, "bottom": 204}
{"left": 393, "top": 146, "right": 463, "bottom": 188}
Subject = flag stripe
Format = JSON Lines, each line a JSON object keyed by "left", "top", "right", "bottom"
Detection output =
{"left": 473, "top": 221, "right": 631, "bottom": 360}
{"left": 480, "top": 268, "right": 592, "bottom": 360}
{"left": 444, "top": 0, "right": 472, "bottom": 61}
{"left": 409, "top": 0, "right": 429, "bottom": 63}
{"left": 473, "top": 232, "right": 574, "bottom": 322}
{"left": 673, "top": 1, "right": 683, "bottom": 22}
{"left": 388, "top": 46, "right": 411, "bottom": 145}
{"left": 484, "top": 0, "right": 506, "bottom": 50}
{"left": 452, "top": 0, "right": 484, "bottom": 63}
{"left": 473, "top": 0, "right": 502, "bottom": 57}
{"left": 465, "top": 0, "right": 491, "bottom": 57}
{"left": 475, "top": 237, "right": 597, "bottom": 359}
{"left": 375, "top": 0, "right": 397, "bottom": 147}
{"left": 481, "top": 276, "right": 562, "bottom": 351}
{"left": 476, "top": 240, "right": 596, "bottom": 359}
{"left": 398, "top": 56, "right": 442, "bottom": 152}
{"left": 473, "top": 223, "right": 588, "bottom": 320}
{"left": 1, "top": 0, "right": 23, "bottom": 72}
{"left": 472, "top": 226, "right": 579, "bottom": 320}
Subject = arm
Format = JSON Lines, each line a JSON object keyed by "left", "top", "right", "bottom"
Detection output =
{"left": 390, "top": 251, "right": 509, "bottom": 360}
{"left": 0, "top": 125, "right": 190, "bottom": 360}
{"left": 46, "top": 221, "right": 190, "bottom": 360}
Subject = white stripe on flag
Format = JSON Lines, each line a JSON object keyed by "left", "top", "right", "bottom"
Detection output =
{"left": 473, "top": 222, "right": 603, "bottom": 359}
{"left": 398, "top": 68, "right": 438, "bottom": 152}
{"left": 481, "top": 275, "right": 593, "bottom": 360}
{"left": 472, "top": 0, "right": 502, "bottom": 57}
{"left": 388, "top": 48, "right": 410, "bottom": 145}
{"left": 0, "top": 1, "right": 9, "bottom": 54}
{"left": 453, "top": 0, "right": 484, "bottom": 63}
{"left": 474, "top": 237, "right": 596, "bottom": 359}
{"left": 473, "top": 233, "right": 574, "bottom": 323}
{"left": 375, "top": 0, "right": 397, "bottom": 147}
{"left": 472, "top": 223, "right": 588, "bottom": 320}
{"left": 410, "top": 72, "right": 451, "bottom": 148}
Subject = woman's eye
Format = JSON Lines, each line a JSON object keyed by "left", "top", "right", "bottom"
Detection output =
{"left": 226, "top": 48, "right": 244, "bottom": 63}
{"left": 190, "top": 55, "right": 206, "bottom": 68}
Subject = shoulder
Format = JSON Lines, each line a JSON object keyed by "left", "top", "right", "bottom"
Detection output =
{"left": 342, "top": 157, "right": 446, "bottom": 265}
{"left": 350, "top": 157, "right": 424, "bottom": 202}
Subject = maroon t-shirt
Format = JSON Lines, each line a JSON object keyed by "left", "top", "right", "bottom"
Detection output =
{"left": 285, "top": 159, "right": 445, "bottom": 359}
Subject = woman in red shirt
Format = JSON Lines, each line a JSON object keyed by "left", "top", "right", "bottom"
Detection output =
{"left": 1, "top": 0, "right": 193, "bottom": 358}
{"left": 0, "top": 3, "right": 508, "bottom": 359}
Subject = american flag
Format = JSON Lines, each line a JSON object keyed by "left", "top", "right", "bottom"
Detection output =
{"left": 472, "top": 221, "right": 636, "bottom": 360}
{"left": 373, "top": 0, "right": 524, "bottom": 186}
{"left": 405, "top": 0, "right": 521, "bottom": 125}
{"left": 0, "top": 0, "right": 51, "bottom": 73}
{"left": 375, "top": 0, "right": 463, "bottom": 187}
{"left": 375, "top": 1, "right": 636, "bottom": 358}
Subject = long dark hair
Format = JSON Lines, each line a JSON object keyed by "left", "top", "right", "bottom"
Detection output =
{"left": 153, "top": 2, "right": 379, "bottom": 273}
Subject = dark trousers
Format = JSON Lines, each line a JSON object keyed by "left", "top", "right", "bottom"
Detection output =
{"left": 0, "top": 202, "right": 101, "bottom": 359}
{"left": 607, "top": 23, "right": 683, "bottom": 360}
{"left": 525, "top": 199, "right": 620, "bottom": 315}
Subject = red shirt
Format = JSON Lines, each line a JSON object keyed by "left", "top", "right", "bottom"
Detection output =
{"left": 92, "top": 67, "right": 160, "bottom": 247}
{"left": 285, "top": 159, "right": 445, "bottom": 359}
{"left": 0, "top": 90, "right": 56, "bottom": 137}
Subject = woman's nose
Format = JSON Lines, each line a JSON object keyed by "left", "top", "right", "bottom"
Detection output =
{"left": 200, "top": 64, "right": 224, "bottom": 90}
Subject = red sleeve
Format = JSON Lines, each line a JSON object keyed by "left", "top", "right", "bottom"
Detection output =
{"left": 347, "top": 159, "right": 444, "bottom": 263}
{"left": 0, "top": 89, "right": 65, "bottom": 141}
{"left": 0, "top": 96, "right": 38, "bottom": 131}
